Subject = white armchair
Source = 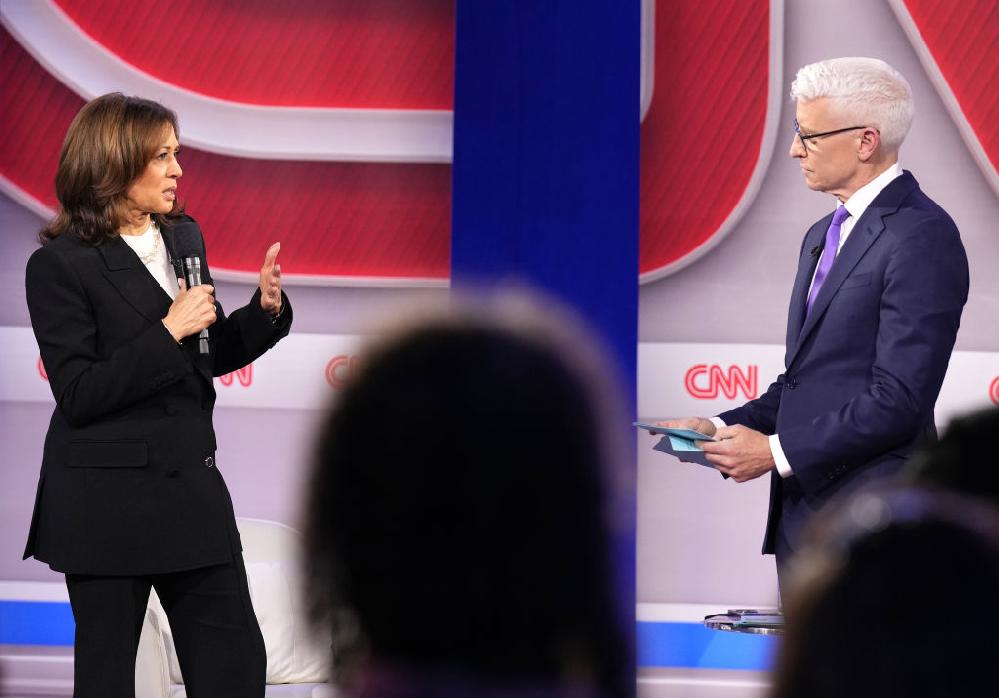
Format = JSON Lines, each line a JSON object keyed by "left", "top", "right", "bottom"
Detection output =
{"left": 136, "top": 517, "right": 332, "bottom": 698}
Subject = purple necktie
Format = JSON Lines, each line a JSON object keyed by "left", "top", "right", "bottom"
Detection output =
{"left": 805, "top": 205, "right": 851, "bottom": 315}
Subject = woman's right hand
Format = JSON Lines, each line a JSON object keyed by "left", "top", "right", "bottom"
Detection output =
{"left": 162, "top": 279, "right": 216, "bottom": 343}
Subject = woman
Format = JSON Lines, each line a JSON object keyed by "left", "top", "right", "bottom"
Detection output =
{"left": 24, "top": 93, "right": 291, "bottom": 697}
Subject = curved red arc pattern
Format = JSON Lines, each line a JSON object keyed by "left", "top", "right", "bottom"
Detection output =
{"left": 183, "top": 155, "right": 450, "bottom": 278}
{"left": 6, "top": 1, "right": 776, "bottom": 281}
{"left": 900, "top": 0, "right": 999, "bottom": 174}
{"left": 53, "top": 0, "right": 456, "bottom": 109}
{"left": 639, "top": 0, "right": 770, "bottom": 275}
{"left": 0, "top": 28, "right": 79, "bottom": 209}
{"left": 0, "top": 27, "right": 451, "bottom": 279}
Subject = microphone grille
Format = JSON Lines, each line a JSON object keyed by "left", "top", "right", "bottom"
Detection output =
{"left": 171, "top": 221, "right": 201, "bottom": 258}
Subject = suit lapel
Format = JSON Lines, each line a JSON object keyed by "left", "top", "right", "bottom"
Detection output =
{"left": 792, "top": 212, "right": 884, "bottom": 355}
{"left": 784, "top": 219, "right": 826, "bottom": 365}
{"left": 98, "top": 233, "right": 215, "bottom": 385}
{"left": 97, "top": 236, "right": 173, "bottom": 325}
{"left": 785, "top": 171, "right": 918, "bottom": 369}
{"left": 160, "top": 225, "right": 185, "bottom": 283}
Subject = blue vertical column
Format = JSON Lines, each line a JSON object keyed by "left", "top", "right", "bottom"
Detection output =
{"left": 451, "top": 0, "right": 639, "bottom": 685}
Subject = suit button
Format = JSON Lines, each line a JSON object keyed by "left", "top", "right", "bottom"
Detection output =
{"left": 204, "top": 456, "right": 215, "bottom": 468}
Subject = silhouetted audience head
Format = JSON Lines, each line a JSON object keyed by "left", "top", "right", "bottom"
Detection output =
{"left": 772, "top": 487, "right": 999, "bottom": 698}
{"left": 906, "top": 406, "right": 999, "bottom": 509}
{"left": 303, "top": 294, "right": 629, "bottom": 696}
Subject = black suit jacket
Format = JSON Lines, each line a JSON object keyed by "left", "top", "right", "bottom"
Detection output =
{"left": 24, "top": 216, "right": 292, "bottom": 575}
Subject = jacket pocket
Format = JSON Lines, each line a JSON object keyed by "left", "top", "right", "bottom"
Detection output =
{"left": 68, "top": 440, "right": 148, "bottom": 468}
{"left": 840, "top": 272, "right": 871, "bottom": 289}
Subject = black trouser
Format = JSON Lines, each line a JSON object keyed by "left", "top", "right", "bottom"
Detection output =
{"left": 65, "top": 553, "right": 266, "bottom": 698}
{"left": 774, "top": 517, "right": 795, "bottom": 608}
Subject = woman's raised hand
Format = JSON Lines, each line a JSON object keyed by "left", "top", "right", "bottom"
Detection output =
{"left": 259, "top": 242, "right": 282, "bottom": 316}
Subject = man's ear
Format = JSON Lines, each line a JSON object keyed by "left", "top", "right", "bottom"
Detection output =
{"left": 857, "top": 127, "right": 881, "bottom": 162}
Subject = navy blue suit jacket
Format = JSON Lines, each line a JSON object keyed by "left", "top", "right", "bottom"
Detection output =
{"left": 719, "top": 171, "right": 969, "bottom": 555}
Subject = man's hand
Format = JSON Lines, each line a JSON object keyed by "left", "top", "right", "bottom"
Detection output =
{"left": 698, "top": 424, "right": 775, "bottom": 482}
{"left": 655, "top": 416, "right": 717, "bottom": 437}
{"left": 259, "top": 242, "right": 282, "bottom": 316}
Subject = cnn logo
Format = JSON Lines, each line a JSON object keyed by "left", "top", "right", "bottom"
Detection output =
{"left": 684, "top": 364, "right": 758, "bottom": 400}
{"left": 990, "top": 376, "right": 999, "bottom": 405}
{"left": 218, "top": 365, "right": 253, "bottom": 387}
{"left": 326, "top": 355, "right": 361, "bottom": 389}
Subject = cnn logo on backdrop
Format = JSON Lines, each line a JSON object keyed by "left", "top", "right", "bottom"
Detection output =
{"left": 38, "top": 356, "right": 254, "bottom": 388}
{"left": 326, "top": 355, "right": 361, "bottom": 389}
{"left": 217, "top": 365, "right": 253, "bottom": 387}
{"left": 685, "top": 364, "right": 758, "bottom": 400}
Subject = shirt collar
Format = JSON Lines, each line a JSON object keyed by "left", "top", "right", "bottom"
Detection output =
{"left": 842, "top": 161, "right": 903, "bottom": 220}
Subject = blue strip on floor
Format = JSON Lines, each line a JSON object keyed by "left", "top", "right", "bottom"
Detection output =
{"left": 637, "top": 621, "right": 777, "bottom": 670}
{"left": 0, "top": 601, "right": 777, "bottom": 670}
{"left": 0, "top": 600, "right": 75, "bottom": 646}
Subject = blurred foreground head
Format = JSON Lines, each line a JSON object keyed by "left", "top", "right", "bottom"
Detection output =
{"left": 906, "top": 405, "right": 999, "bottom": 508}
{"left": 773, "top": 486, "right": 999, "bottom": 698}
{"left": 304, "top": 292, "right": 629, "bottom": 696}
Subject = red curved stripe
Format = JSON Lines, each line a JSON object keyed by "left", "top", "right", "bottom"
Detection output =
{"left": 183, "top": 155, "right": 450, "bottom": 278}
{"left": 0, "top": 27, "right": 451, "bottom": 279}
{"left": 53, "top": 0, "right": 455, "bottom": 109}
{"left": 902, "top": 0, "right": 999, "bottom": 174}
{"left": 0, "top": 27, "right": 80, "bottom": 210}
{"left": 8, "top": 1, "right": 775, "bottom": 280}
{"left": 639, "top": 0, "right": 769, "bottom": 274}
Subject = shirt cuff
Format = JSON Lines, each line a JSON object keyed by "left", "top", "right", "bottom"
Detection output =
{"left": 709, "top": 416, "right": 727, "bottom": 430}
{"left": 770, "top": 433, "right": 794, "bottom": 478}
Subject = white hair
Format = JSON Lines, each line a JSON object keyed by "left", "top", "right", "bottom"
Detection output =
{"left": 790, "top": 57, "right": 914, "bottom": 151}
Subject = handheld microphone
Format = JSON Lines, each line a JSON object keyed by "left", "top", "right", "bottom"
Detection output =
{"left": 183, "top": 256, "right": 210, "bottom": 355}
{"left": 810, "top": 245, "right": 822, "bottom": 258}
{"left": 171, "top": 222, "right": 211, "bottom": 355}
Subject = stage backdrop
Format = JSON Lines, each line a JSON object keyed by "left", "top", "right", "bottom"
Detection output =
{"left": 1, "top": 0, "right": 997, "bottom": 692}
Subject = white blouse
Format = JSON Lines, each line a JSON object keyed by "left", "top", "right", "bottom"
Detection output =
{"left": 119, "top": 220, "right": 180, "bottom": 300}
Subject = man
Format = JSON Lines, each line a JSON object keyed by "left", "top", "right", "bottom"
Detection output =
{"left": 666, "top": 57, "right": 969, "bottom": 576}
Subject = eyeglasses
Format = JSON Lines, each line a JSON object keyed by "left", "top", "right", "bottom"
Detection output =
{"left": 793, "top": 118, "right": 867, "bottom": 152}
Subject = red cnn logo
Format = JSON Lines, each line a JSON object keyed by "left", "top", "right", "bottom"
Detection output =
{"left": 218, "top": 365, "right": 253, "bottom": 387}
{"left": 37, "top": 357, "right": 48, "bottom": 381}
{"left": 326, "top": 355, "right": 361, "bottom": 389}
{"left": 990, "top": 376, "right": 999, "bottom": 405}
{"left": 685, "top": 364, "right": 758, "bottom": 400}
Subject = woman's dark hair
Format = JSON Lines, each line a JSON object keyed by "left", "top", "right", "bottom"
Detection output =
{"left": 773, "top": 488, "right": 999, "bottom": 698}
{"left": 40, "top": 92, "right": 182, "bottom": 245}
{"left": 303, "top": 295, "right": 629, "bottom": 695}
